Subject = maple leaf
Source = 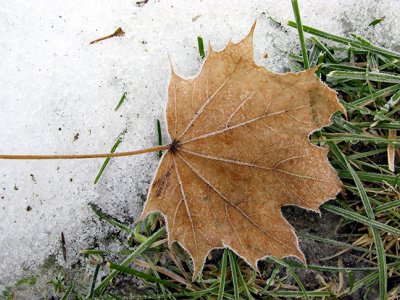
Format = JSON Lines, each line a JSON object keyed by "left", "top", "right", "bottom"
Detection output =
{"left": 140, "top": 23, "right": 345, "bottom": 279}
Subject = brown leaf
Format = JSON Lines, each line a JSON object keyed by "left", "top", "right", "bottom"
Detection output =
{"left": 140, "top": 23, "right": 345, "bottom": 279}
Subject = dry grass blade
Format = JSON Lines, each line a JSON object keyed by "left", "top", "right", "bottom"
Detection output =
{"left": 387, "top": 129, "right": 397, "bottom": 172}
{"left": 132, "top": 258, "right": 195, "bottom": 289}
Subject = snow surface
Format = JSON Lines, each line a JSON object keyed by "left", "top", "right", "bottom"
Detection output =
{"left": 0, "top": 0, "right": 399, "bottom": 291}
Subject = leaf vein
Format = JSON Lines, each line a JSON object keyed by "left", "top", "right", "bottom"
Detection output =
{"left": 172, "top": 155, "right": 198, "bottom": 253}
{"left": 180, "top": 104, "right": 312, "bottom": 144}
{"left": 176, "top": 153, "right": 296, "bottom": 251}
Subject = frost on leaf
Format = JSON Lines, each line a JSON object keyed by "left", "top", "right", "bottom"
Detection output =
{"left": 140, "top": 23, "right": 345, "bottom": 279}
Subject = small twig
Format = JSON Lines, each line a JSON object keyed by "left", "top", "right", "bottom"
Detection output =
{"left": 136, "top": 0, "right": 149, "bottom": 7}
{"left": 89, "top": 27, "right": 125, "bottom": 45}
{"left": 61, "top": 232, "right": 67, "bottom": 262}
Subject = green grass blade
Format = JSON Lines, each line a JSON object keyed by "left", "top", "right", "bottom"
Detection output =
{"left": 331, "top": 115, "right": 363, "bottom": 134}
{"left": 347, "top": 148, "right": 387, "bottom": 160}
{"left": 94, "top": 129, "right": 127, "bottom": 184}
{"left": 288, "top": 20, "right": 354, "bottom": 44}
{"left": 107, "top": 262, "right": 182, "bottom": 290}
{"left": 342, "top": 271, "right": 379, "bottom": 296}
{"left": 337, "top": 170, "right": 398, "bottom": 185}
{"left": 374, "top": 200, "right": 400, "bottom": 214}
{"left": 288, "top": 258, "right": 400, "bottom": 272}
{"left": 308, "top": 44, "right": 320, "bottom": 67}
{"left": 316, "top": 53, "right": 325, "bottom": 77}
{"left": 263, "top": 265, "right": 280, "bottom": 291}
{"left": 150, "top": 268, "right": 169, "bottom": 300}
{"left": 61, "top": 285, "right": 73, "bottom": 300}
{"left": 136, "top": 287, "right": 221, "bottom": 299}
{"left": 313, "top": 133, "right": 400, "bottom": 145}
{"left": 328, "top": 143, "right": 387, "bottom": 298}
{"left": 291, "top": 0, "right": 309, "bottom": 69}
{"left": 299, "top": 232, "right": 400, "bottom": 260}
{"left": 378, "top": 56, "right": 400, "bottom": 71}
{"left": 269, "top": 257, "right": 309, "bottom": 300}
{"left": 89, "top": 204, "right": 132, "bottom": 235}
{"left": 322, "top": 63, "right": 366, "bottom": 72}
{"left": 288, "top": 60, "right": 303, "bottom": 72}
{"left": 87, "top": 264, "right": 101, "bottom": 299}
{"left": 228, "top": 251, "right": 239, "bottom": 300}
{"left": 197, "top": 36, "right": 205, "bottom": 59}
{"left": 133, "top": 222, "right": 147, "bottom": 244}
{"left": 323, "top": 204, "right": 400, "bottom": 236}
{"left": 94, "top": 227, "right": 166, "bottom": 295}
{"left": 267, "top": 291, "right": 331, "bottom": 297}
{"left": 287, "top": 21, "right": 400, "bottom": 59}
{"left": 289, "top": 53, "right": 303, "bottom": 62}
{"left": 369, "top": 122, "right": 400, "bottom": 130}
{"left": 80, "top": 249, "right": 110, "bottom": 256}
{"left": 217, "top": 249, "right": 228, "bottom": 300}
{"left": 104, "top": 292, "right": 124, "bottom": 300}
{"left": 114, "top": 92, "right": 127, "bottom": 111}
{"left": 236, "top": 264, "right": 254, "bottom": 300}
{"left": 373, "top": 89, "right": 400, "bottom": 123}
{"left": 327, "top": 70, "right": 400, "bottom": 84}
{"left": 369, "top": 17, "right": 385, "bottom": 27}
{"left": 350, "top": 33, "right": 372, "bottom": 46}
{"left": 311, "top": 37, "right": 338, "bottom": 63}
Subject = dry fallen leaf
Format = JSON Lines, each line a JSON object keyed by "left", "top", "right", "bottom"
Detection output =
{"left": 140, "top": 23, "right": 345, "bottom": 279}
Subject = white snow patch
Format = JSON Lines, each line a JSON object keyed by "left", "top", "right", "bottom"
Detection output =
{"left": 0, "top": 0, "right": 399, "bottom": 291}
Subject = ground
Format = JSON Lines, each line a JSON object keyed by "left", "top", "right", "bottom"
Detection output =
{"left": 0, "top": 0, "right": 399, "bottom": 298}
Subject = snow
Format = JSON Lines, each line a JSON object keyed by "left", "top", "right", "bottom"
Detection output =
{"left": 0, "top": 0, "right": 399, "bottom": 291}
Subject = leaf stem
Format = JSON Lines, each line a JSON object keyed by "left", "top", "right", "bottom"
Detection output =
{"left": 0, "top": 144, "right": 169, "bottom": 160}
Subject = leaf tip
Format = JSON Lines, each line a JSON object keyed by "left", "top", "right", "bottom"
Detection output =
{"left": 249, "top": 20, "right": 257, "bottom": 37}
{"left": 167, "top": 53, "right": 177, "bottom": 75}
{"left": 243, "top": 20, "right": 257, "bottom": 47}
{"left": 208, "top": 39, "right": 214, "bottom": 55}
{"left": 306, "top": 64, "right": 320, "bottom": 75}
{"left": 290, "top": 249, "right": 307, "bottom": 266}
{"left": 190, "top": 258, "right": 204, "bottom": 282}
